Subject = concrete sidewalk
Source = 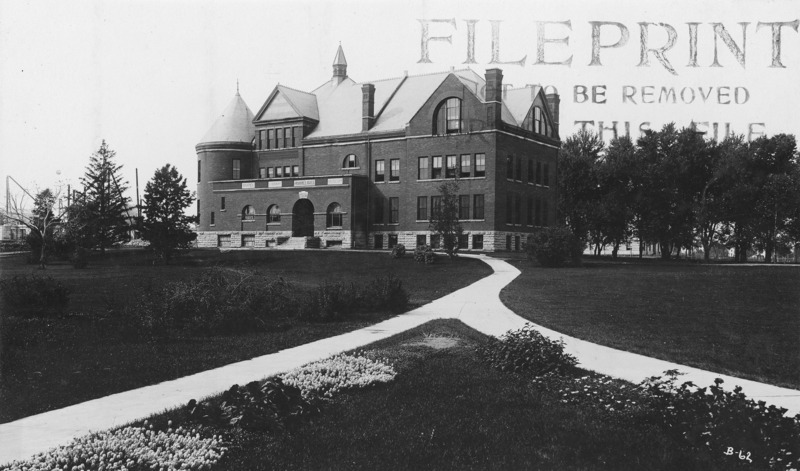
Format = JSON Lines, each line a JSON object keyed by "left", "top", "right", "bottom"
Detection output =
{"left": 1, "top": 254, "right": 799, "bottom": 465}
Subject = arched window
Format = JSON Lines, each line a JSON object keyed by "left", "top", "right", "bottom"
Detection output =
{"left": 433, "top": 97, "right": 462, "bottom": 135}
{"left": 343, "top": 154, "right": 358, "bottom": 168}
{"left": 267, "top": 204, "right": 281, "bottom": 223}
{"left": 242, "top": 205, "right": 255, "bottom": 221}
{"left": 523, "top": 106, "right": 550, "bottom": 136}
{"left": 326, "top": 202, "right": 343, "bottom": 228}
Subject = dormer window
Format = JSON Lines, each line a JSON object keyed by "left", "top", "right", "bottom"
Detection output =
{"left": 523, "top": 106, "right": 551, "bottom": 137}
{"left": 434, "top": 97, "right": 462, "bottom": 135}
{"left": 343, "top": 154, "right": 358, "bottom": 168}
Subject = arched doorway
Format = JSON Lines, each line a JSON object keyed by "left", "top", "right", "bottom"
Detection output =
{"left": 292, "top": 199, "right": 315, "bottom": 237}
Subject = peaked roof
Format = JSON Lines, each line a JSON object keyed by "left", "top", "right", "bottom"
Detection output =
{"left": 200, "top": 92, "right": 255, "bottom": 144}
{"left": 333, "top": 44, "right": 347, "bottom": 66}
{"left": 252, "top": 65, "right": 556, "bottom": 139}
{"left": 254, "top": 85, "right": 320, "bottom": 122}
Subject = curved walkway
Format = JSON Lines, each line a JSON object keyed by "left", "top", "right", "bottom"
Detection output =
{"left": 1, "top": 255, "right": 799, "bottom": 465}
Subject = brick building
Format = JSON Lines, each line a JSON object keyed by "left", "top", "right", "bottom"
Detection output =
{"left": 196, "top": 46, "right": 560, "bottom": 251}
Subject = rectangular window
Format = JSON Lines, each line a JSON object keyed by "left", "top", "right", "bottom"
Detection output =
{"left": 459, "top": 195, "right": 470, "bottom": 219}
{"left": 197, "top": 200, "right": 200, "bottom": 224}
{"left": 232, "top": 159, "right": 241, "bottom": 179}
{"left": 460, "top": 154, "right": 471, "bottom": 178}
{"left": 294, "top": 126, "right": 301, "bottom": 147}
{"left": 506, "top": 234, "right": 512, "bottom": 251}
{"left": 220, "top": 196, "right": 226, "bottom": 211}
{"left": 473, "top": 194, "right": 484, "bottom": 219}
{"left": 262, "top": 130, "right": 268, "bottom": 149}
{"left": 506, "top": 193, "right": 513, "bottom": 224}
{"left": 197, "top": 160, "right": 201, "bottom": 182}
{"left": 276, "top": 129, "right": 284, "bottom": 148}
{"left": 416, "top": 234, "right": 426, "bottom": 247}
{"left": 432, "top": 156, "right": 443, "bottom": 179}
{"left": 375, "top": 160, "right": 385, "bottom": 182}
{"left": 527, "top": 159, "right": 534, "bottom": 182}
{"left": 284, "top": 166, "right": 291, "bottom": 177}
{"left": 389, "top": 197, "right": 399, "bottom": 223}
{"left": 268, "top": 167, "right": 275, "bottom": 178}
{"left": 536, "top": 161, "right": 542, "bottom": 185}
{"left": 276, "top": 167, "right": 283, "bottom": 177}
{"left": 218, "top": 234, "right": 231, "bottom": 248}
{"left": 285, "top": 128, "right": 293, "bottom": 148}
{"left": 431, "top": 196, "right": 442, "bottom": 220}
{"left": 446, "top": 155, "right": 457, "bottom": 179}
{"left": 514, "top": 194, "right": 521, "bottom": 224}
{"left": 515, "top": 235, "right": 521, "bottom": 251}
{"left": 210, "top": 211, "right": 215, "bottom": 225}
{"left": 475, "top": 153, "right": 486, "bottom": 177}
{"left": 374, "top": 197, "right": 385, "bottom": 224}
{"left": 390, "top": 159, "right": 400, "bottom": 182}
{"left": 374, "top": 234, "right": 384, "bottom": 249}
{"left": 292, "top": 165, "right": 299, "bottom": 177}
{"left": 472, "top": 234, "right": 484, "bottom": 250}
{"left": 515, "top": 157, "right": 522, "bottom": 181}
{"left": 542, "top": 200, "right": 550, "bottom": 226}
{"left": 388, "top": 234, "right": 398, "bottom": 249}
{"left": 242, "top": 234, "right": 255, "bottom": 247}
{"left": 458, "top": 234, "right": 469, "bottom": 249}
{"left": 535, "top": 198, "right": 542, "bottom": 226}
{"left": 506, "top": 155, "right": 514, "bottom": 179}
{"left": 418, "top": 157, "right": 429, "bottom": 180}
{"left": 259, "top": 167, "right": 266, "bottom": 179}
{"left": 417, "top": 196, "right": 427, "bottom": 220}
{"left": 267, "top": 129, "right": 275, "bottom": 149}
{"left": 543, "top": 163, "right": 550, "bottom": 186}
{"left": 527, "top": 197, "right": 534, "bottom": 225}
{"left": 431, "top": 234, "right": 441, "bottom": 249}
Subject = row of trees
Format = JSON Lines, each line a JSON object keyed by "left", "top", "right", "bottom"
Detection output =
{"left": 558, "top": 125, "right": 800, "bottom": 262}
{"left": 3, "top": 141, "right": 196, "bottom": 267}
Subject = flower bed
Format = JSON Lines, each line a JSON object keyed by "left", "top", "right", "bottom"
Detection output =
{"left": 281, "top": 352, "right": 397, "bottom": 399}
{"left": 1, "top": 425, "right": 226, "bottom": 471}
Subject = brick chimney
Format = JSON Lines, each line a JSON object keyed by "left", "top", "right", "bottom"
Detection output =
{"left": 485, "top": 68, "right": 503, "bottom": 128}
{"left": 362, "top": 83, "right": 375, "bottom": 131}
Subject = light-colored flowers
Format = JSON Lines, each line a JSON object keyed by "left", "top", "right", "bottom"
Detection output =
{"left": 281, "top": 352, "right": 397, "bottom": 399}
{"left": 2, "top": 426, "right": 226, "bottom": 471}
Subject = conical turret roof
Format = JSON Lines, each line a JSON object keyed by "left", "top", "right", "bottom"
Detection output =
{"left": 200, "top": 91, "right": 255, "bottom": 144}
{"left": 333, "top": 44, "right": 347, "bottom": 66}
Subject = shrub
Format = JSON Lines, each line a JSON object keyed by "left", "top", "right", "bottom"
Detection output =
{"left": 413, "top": 244, "right": 436, "bottom": 264}
{"left": 391, "top": 243, "right": 406, "bottom": 259}
{"left": 128, "top": 268, "right": 298, "bottom": 338}
{"left": 526, "top": 227, "right": 583, "bottom": 267}
{"left": 71, "top": 247, "right": 89, "bottom": 268}
{"left": 298, "top": 275, "right": 408, "bottom": 322}
{"left": 640, "top": 370, "right": 800, "bottom": 470}
{"left": 477, "top": 324, "right": 578, "bottom": 375}
{"left": 0, "top": 274, "right": 70, "bottom": 317}
{"left": 281, "top": 352, "right": 397, "bottom": 399}
{"left": 185, "top": 378, "right": 318, "bottom": 433}
{"left": 1, "top": 425, "right": 226, "bottom": 471}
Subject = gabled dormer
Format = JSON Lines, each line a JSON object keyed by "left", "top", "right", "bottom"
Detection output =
{"left": 253, "top": 85, "right": 320, "bottom": 151}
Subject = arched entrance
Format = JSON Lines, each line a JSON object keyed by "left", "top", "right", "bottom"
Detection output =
{"left": 292, "top": 199, "right": 315, "bottom": 237}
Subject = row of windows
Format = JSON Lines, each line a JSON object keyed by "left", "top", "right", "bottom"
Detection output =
{"left": 259, "top": 165, "right": 300, "bottom": 179}
{"left": 506, "top": 193, "right": 550, "bottom": 226}
{"left": 521, "top": 106, "right": 554, "bottom": 137}
{"left": 417, "top": 153, "right": 486, "bottom": 180}
{"left": 257, "top": 127, "right": 301, "bottom": 150}
{"left": 210, "top": 201, "right": 343, "bottom": 228}
{"left": 374, "top": 159, "right": 400, "bottom": 182}
{"left": 374, "top": 233, "right": 485, "bottom": 250}
{"left": 374, "top": 194, "right": 485, "bottom": 224}
{"left": 506, "top": 156, "right": 551, "bottom": 186}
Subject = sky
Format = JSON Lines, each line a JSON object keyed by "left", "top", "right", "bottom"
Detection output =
{"left": 1, "top": 0, "right": 798, "bottom": 213}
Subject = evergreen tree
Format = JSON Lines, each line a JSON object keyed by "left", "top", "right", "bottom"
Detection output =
{"left": 141, "top": 164, "right": 197, "bottom": 263}
{"left": 429, "top": 180, "right": 463, "bottom": 258}
{"left": 79, "top": 140, "right": 131, "bottom": 253}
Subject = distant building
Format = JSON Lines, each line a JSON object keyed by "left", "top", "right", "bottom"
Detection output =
{"left": 196, "top": 45, "right": 560, "bottom": 251}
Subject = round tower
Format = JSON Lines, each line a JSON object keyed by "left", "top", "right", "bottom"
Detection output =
{"left": 196, "top": 89, "right": 255, "bottom": 233}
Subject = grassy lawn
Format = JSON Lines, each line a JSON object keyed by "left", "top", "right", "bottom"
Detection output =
{"left": 199, "top": 320, "right": 719, "bottom": 470}
{"left": 500, "top": 259, "right": 800, "bottom": 389}
{"left": 0, "top": 249, "right": 491, "bottom": 423}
